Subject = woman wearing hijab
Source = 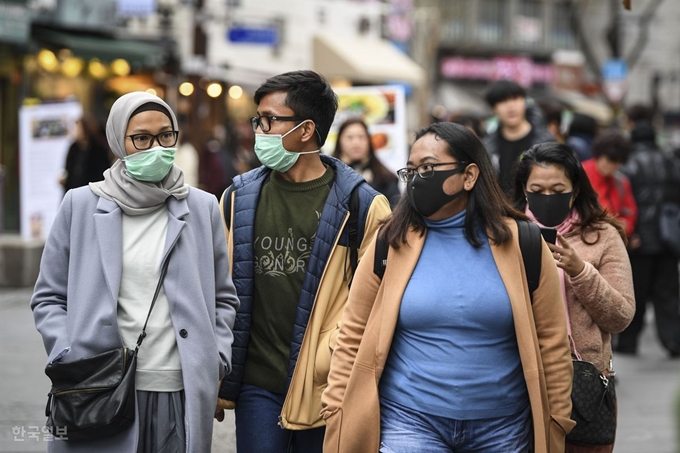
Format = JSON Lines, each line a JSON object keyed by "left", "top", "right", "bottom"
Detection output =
{"left": 321, "top": 122, "right": 574, "bottom": 453}
{"left": 31, "top": 92, "right": 240, "bottom": 453}
{"left": 512, "top": 143, "right": 635, "bottom": 453}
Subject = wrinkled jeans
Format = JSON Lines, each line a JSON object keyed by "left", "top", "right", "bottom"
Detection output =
{"left": 234, "top": 384, "right": 325, "bottom": 453}
{"left": 379, "top": 396, "right": 532, "bottom": 453}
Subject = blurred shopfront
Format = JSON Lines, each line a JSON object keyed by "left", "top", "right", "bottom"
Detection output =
{"left": 0, "top": 0, "right": 32, "bottom": 232}
{"left": 0, "top": 0, "right": 176, "bottom": 232}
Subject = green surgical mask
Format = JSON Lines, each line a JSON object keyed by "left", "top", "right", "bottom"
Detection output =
{"left": 124, "top": 146, "right": 176, "bottom": 182}
{"left": 254, "top": 121, "right": 319, "bottom": 172}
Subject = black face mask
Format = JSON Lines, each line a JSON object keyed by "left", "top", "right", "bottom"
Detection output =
{"left": 526, "top": 191, "right": 573, "bottom": 227}
{"left": 407, "top": 166, "right": 466, "bottom": 217}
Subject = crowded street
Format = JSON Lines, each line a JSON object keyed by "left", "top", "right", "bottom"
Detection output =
{"left": 1, "top": 287, "right": 678, "bottom": 452}
{"left": 2, "top": 1, "right": 680, "bottom": 452}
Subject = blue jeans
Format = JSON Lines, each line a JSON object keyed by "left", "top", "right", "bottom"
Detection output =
{"left": 234, "top": 384, "right": 325, "bottom": 453}
{"left": 379, "top": 397, "right": 532, "bottom": 453}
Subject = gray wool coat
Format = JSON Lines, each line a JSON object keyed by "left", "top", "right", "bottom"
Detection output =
{"left": 31, "top": 186, "right": 239, "bottom": 452}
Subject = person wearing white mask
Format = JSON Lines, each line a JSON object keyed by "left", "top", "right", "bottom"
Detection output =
{"left": 31, "top": 91, "right": 240, "bottom": 453}
{"left": 214, "top": 70, "right": 391, "bottom": 453}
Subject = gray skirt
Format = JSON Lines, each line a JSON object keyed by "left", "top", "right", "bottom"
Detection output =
{"left": 136, "top": 390, "right": 186, "bottom": 453}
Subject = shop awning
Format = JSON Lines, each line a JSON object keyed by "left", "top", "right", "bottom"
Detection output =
{"left": 550, "top": 89, "right": 613, "bottom": 126}
{"left": 32, "top": 27, "right": 168, "bottom": 68}
{"left": 313, "top": 33, "right": 425, "bottom": 86}
{"left": 436, "top": 82, "right": 491, "bottom": 117}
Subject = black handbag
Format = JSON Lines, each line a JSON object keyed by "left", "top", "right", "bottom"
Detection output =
{"left": 566, "top": 359, "right": 617, "bottom": 445}
{"left": 44, "top": 257, "right": 169, "bottom": 441}
{"left": 562, "top": 299, "right": 617, "bottom": 446}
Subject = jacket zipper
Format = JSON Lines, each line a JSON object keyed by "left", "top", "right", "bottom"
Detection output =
{"left": 278, "top": 211, "right": 351, "bottom": 429}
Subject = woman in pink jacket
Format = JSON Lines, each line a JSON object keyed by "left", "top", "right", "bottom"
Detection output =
{"left": 512, "top": 142, "right": 636, "bottom": 453}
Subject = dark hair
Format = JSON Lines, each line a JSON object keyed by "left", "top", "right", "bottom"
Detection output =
{"left": 449, "top": 114, "right": 485, "bottom": 138}
{"left": 332, "top": 118, "right": 395, "bottom": 185}
{"left": 78, "top": 116, "right": 104, "bottom": 143}
{"left": 630, "top": 121, "right": 656, "bottom": 144}
{"left": 511, "top": 142, "right": 627, "bottom": 244}
{"left": 254, "top": 70, "right": 338, "bottom": 147}
{"left": 381, "top": 122, "right": 524, "bottom": 249}
{"left": 539, "top": 102, "right": 564, "bottom": 127}
{"left": 626, "top": 104, "right": 653, "bottom": 123}
{"left": 568, "top": 113, "right": 597, "bottom": 137}
{"left": 591, "top": 129, "right": 631, "bottom": 163}
{"left": 485, "top": 80, "right": 526, "bottom": 107}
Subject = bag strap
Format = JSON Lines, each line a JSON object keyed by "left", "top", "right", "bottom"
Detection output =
{"left": 373, "top": 227, "right": 388, "bottom": 280}
{"left": 222, "top": 185, "right": 234, "bottom": 230}
{"left": 135, "top": 255, "right": 171, "bottom": 354}
{"left": 346, "top": 187, "right": 360, "bottom": 286}
{"left": 562, "top": 291, "right": 584, "bottom": 361}
{"left": 516, "top": 219, "right": 542, "bottom": 303}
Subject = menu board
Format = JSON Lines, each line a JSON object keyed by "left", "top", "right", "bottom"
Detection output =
{"left": 19, "top": 101, "right": 83, "bottom": 239}
{"left": 326, "top": 85, "right": 407, "bottom": 174}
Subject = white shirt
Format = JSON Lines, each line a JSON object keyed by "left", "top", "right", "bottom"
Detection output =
{"left": 118, "top": 206, "right": 183, "bottom": 391}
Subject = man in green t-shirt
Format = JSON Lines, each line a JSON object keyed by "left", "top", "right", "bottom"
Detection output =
{"left": 216, "top": 70, "right": 391, "bottom": 453}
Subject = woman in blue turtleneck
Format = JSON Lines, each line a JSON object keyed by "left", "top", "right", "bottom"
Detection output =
{"left": 321, "top": 122, "right": 575, "bottom": 453}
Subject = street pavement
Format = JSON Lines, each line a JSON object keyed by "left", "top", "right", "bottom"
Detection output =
{"left": 2, "top": 287, "right": 678, "bottom": 452}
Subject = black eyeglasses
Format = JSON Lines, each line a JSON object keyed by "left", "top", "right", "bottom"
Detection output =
{"left": 396, "top": 161, "right": 468, "bottom": 183}
{"left": 126, "top": 131, "right": 179, "bottom": 150}
{"left": 250, "top": 115, "right": 303, "bottom": 133}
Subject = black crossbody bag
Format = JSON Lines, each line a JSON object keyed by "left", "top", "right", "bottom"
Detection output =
{"left": 564, "top": 303, "right": 617, "bottom": 445}
{"left": 44, "top": 257, "right": 170, "bottom": 441}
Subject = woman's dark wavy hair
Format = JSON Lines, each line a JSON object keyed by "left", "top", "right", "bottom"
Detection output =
{"left": 511, "top": 142, "right": 627, "bottom": 245}
{"left": 381, "top": 122, "right": 525, "bottom": 249}
{"left": 332, "top": 118, "right": 395, "bottom": 186}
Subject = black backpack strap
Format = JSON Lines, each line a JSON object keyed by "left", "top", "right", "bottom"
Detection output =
{"left": 516, "top": 219, "right": 542, "bottom": 303}
{"left": 373, "top": 227, "right": 388, "bottom": 280}
{"left": 347, "top": 187, "right": 360, "bottom": 286}
{"left": 222, "top": 185, "right": 234, "bottom": 230}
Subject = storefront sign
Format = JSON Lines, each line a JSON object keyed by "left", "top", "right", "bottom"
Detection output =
{"left": 602, "top": 59, "right": 628, "bottom": 103}
{"left": 325, "top": 85, "right": 407, "bottom": 174}
{"left": 0, "top": 2, "right": 31, "bottom": 44}
{"left": 440, "top": 56, "right": 554, "bottom": 87}
{"left": 19, "top": 102, "right": 83, "bottom": 240}
{"left": 228, "top": 25, "right": 279, "bottom": 45}
{"left": 117, "top": 0, "right": 156, "bottom": 17}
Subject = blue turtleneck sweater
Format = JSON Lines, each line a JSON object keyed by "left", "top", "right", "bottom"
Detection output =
{"left": 378, "top": 210, "right": 529, "bottom": 419}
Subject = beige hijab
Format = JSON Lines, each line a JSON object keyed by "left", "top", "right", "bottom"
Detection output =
{"left": 89, "top": 92, "right": 188, "bottom": 215}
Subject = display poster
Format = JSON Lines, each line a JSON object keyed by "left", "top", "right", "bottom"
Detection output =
{"left": 326, "top": 85, "right": 407, "bottom": 174}
{"left": 19, "top": 101, "right": 83, "bottom": 240}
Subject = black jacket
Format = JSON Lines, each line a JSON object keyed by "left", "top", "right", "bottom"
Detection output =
{"left": 621, "top": 123, "right": 680, "bottom": 254}
{"left": 483, "top": 104, "right": 556, "bottom": 174}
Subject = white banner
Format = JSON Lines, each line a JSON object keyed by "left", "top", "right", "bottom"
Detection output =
{"left": 19, "top": 101, "right": 83, "bottom": 240}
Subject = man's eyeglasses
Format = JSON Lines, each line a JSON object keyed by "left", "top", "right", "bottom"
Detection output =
{"left": 250, "top": 115, "right": 303, "bottom": 133}
{"left": 126, "top": 131, "right": 179, "bottom": 151}
{"left": 396, "top": 161, "right": 469, "bottom": 183}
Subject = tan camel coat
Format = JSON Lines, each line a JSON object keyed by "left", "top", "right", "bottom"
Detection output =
{"left": 321, "top": 219, "right": 576, "bottom": 453}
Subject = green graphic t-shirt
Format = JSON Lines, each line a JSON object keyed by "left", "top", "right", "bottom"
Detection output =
{"left": 243, "top": 165, "right": 335, "bottom": 393}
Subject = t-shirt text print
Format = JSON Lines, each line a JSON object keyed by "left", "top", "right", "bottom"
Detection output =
{"left": 254, "top": 213, "right": 320, "bottom": 278}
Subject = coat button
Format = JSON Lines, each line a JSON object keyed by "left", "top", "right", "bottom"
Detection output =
{"left": 179, "top": 329, "right": 188, "bottom": 338}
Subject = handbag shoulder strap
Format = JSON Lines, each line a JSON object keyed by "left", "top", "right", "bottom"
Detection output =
{"left": 562, "top": 288, "right": 583, "bottom": 361}
{"left": 135, "top": 255, "right": 171, "bottom": 354}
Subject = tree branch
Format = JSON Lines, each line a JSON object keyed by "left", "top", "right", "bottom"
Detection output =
{"left": 625, "top": 0, "right": 665, "bottom": 71}
{"left": 570, "top": 0, "right": 603, "bottom": 82}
